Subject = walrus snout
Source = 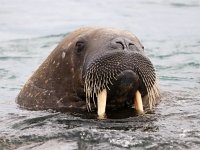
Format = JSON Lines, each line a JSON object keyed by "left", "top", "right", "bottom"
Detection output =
{"left": 108, "top": 70, "right": 139, "bottom": 105}
{"left": 111, "top": 37, "right": 135, "bottom": 50}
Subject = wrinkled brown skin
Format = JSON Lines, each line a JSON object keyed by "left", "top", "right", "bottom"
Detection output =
{"left": 16, "top": 27, "right": 152, "bottom": 112}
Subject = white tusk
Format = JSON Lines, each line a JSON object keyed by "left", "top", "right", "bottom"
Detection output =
{"left": 134, "top": 90, "right": 144, "bottom": 114}
{"left": 97, "top": 89, "right": 107, "bottom": 119}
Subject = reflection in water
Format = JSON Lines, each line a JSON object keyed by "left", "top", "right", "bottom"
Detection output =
{"left": 0, "top": 108, "right": 159, "bottom": 149}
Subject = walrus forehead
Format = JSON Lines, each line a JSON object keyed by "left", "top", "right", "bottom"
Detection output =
{"left": 76, "top": 27, "right": 133, "bottom": 36}
{"left": 61, "top": 27, "right": 143, "bottom": 51}
{"left": 73, "top": 27, "right": 138, "bottom": 42}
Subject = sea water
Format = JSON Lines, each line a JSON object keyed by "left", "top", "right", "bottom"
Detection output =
{"left": 0, "top": 0, "right": 200, "bottom": 149}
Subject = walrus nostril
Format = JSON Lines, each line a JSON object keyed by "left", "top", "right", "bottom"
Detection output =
{"left": 116, "top": 41, "right": 125, "bottom": 49}
{"left": 129, "top": 43, "right": 135, "bottom": 46}
{"left": 111, "top": 37, "right": 126, "bottom": 50}
{"left": 111, "top": 37, "right": 136, "bottom": 50}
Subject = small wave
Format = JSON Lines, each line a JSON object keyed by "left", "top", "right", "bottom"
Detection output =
{"left": 170, "top": 2, "right": 199, "bottom": 8}
{"left": 173, "top": 62, "right": 200, "bottom": 70}
{"left": 0, "top": 56, "right": 37, "bottom": 60}
{"left": 0, "top": 33, "right": 67, "bottom": 43}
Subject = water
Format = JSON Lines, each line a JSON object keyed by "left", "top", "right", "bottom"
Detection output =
{"left": 0, "top": 0, "right": 200, "bottom": 149}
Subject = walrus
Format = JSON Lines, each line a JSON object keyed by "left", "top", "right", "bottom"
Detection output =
{"left": 16, "top": 27, "right": 160, "bottom": 119}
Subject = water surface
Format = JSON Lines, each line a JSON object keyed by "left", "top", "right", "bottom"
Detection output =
{"left": 0, "top": 0, "right": 200, "bottom": 149}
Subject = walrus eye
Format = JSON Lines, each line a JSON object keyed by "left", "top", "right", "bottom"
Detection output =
{"left": 142, "top": 46, "right": 144, "bottom": 50}
{"left": 75, "top": 41, "right": 85, "bottom": 53}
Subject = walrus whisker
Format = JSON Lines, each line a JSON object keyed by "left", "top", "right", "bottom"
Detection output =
{"left": 85, "top": 79, "right": 94, "bottom": 112}
{"left": 92, "top": 90, "right": 96, "bottom": 108}
{"left": 105, "top": 80, "right": 110, "bottom": 91}
{"left": 84, "top": 48, "right": 160, "bottom": 113}
{"left": 108, "top": 77, "right": 113, "bottom": 86}
{"left": 85, "top": 64, "right": 158, "bottom": 111}
{"left": 85, "top": 69, "right": 113, "bottom": 111}
{"left": 137, "top": 69, "right": 156, "bottom": 109}
{"left": 113, "top": 71, "right": 117, "bottom": 80}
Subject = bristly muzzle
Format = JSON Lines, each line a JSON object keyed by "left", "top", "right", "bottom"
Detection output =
{"left": 84, "top": 51, "right": 159, "bottom": 111}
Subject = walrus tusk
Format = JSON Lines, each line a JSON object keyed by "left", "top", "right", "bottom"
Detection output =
{"left": 134, "top": 90, "right": 144, "bottom": 114}
{"left": 97, "top": 89, "right": 107, "bottom": 119}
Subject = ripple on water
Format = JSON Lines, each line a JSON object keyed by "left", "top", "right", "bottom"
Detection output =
{"left": 0, "top": 97, "right": 199, "bottom": 150}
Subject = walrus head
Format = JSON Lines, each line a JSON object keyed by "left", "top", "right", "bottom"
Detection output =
{"left": 76, "top": 28, "right": 159, "bottom": 118}
{"left": 16, "top": 27, "right": 159, "bottom": 118}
